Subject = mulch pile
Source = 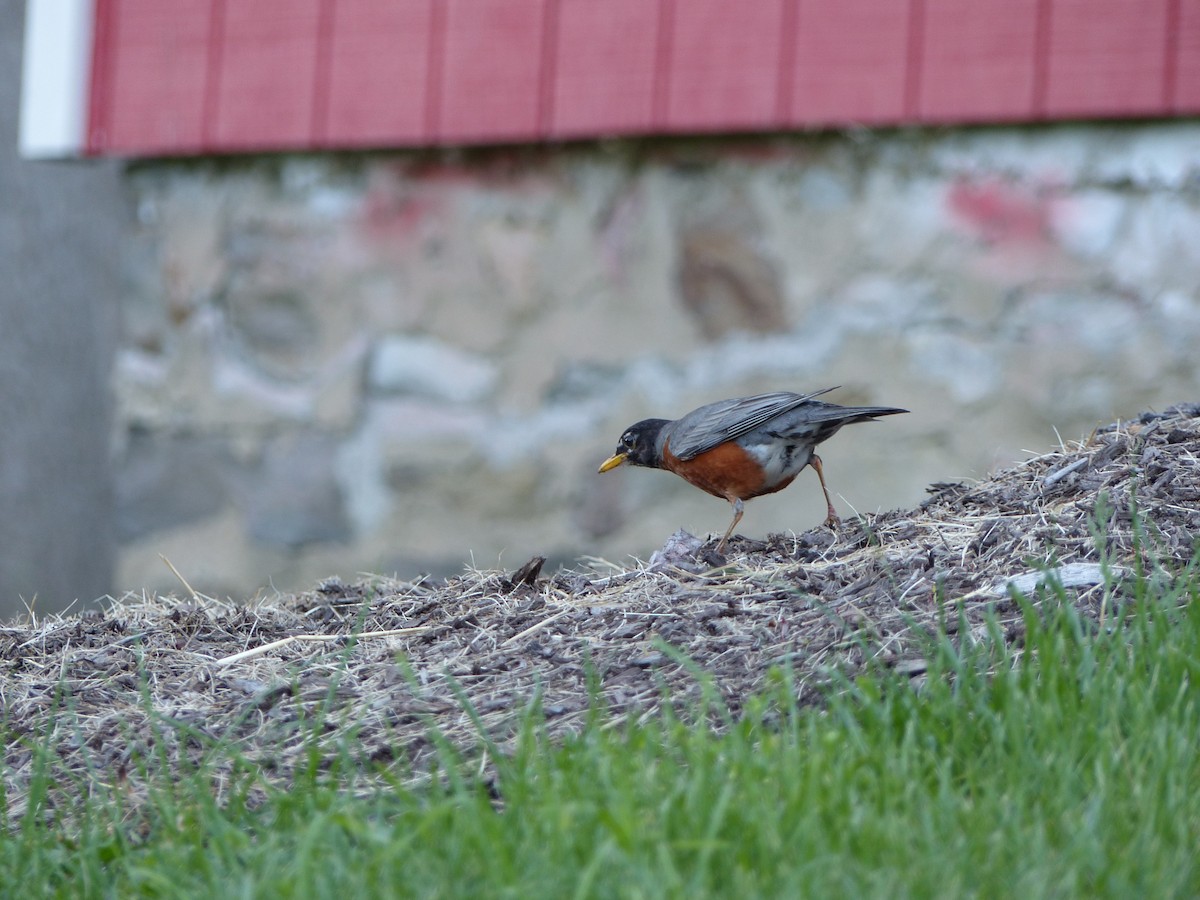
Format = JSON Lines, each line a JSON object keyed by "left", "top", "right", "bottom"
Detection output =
{"left": 3, "top": 403, "right": 1198, "bottom": 822}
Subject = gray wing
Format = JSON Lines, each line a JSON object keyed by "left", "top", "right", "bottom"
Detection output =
{"left": 665, "top": 388, "right": 838, "bottom": 460}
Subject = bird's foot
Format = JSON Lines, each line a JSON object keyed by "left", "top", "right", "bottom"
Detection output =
{"left": 703, "top": 532, "right": 733, "bottom": 565}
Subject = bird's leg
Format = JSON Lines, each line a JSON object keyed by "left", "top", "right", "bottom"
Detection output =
{"left": 715, "top": 498, "right": 744, "bottom": 554}
{"left": 811, "top": 454, "right": 840, "bottom": 527}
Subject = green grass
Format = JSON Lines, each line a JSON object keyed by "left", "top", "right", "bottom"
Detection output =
{"left": 3, "top": 567, "right": 1199, "bottom": 899}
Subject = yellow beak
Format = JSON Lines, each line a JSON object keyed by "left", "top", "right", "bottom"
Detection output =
{"left": 598, "top": 453, "right": 628, "bottom": 473}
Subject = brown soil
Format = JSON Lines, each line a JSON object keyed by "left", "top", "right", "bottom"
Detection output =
{"left": 3, "top": 403, "right": 1198, "bottom": 821}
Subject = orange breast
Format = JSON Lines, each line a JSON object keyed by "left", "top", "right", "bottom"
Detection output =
{"left": 662, "top": 440, "right": 796, "bottom": 502}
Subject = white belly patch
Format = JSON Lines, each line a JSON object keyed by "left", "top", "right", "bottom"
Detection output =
{"left": 742, "top": 439, "right": 815, "bottom": 484}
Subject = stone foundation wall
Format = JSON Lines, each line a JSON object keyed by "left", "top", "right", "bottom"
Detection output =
{"left": 114, "top": 123, "right": 1200, "bottom": 596}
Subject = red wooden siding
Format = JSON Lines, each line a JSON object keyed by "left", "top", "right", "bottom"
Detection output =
{"left": 87, "top": 0, "right": 1200, "bottom": 157}
{"left": 665, "top": 0, "right": 787, "bottom": 131}
{"left": 551, "top": 0, "right": 659, "bottom": 137}
{"left": 212, "top": 1, "right": 323, "bottom": 149}
{"left": 437, "top": 0, "right": 548, "bottom": 142}
{"left": 87, "top": 0, "right": 213, "bottom": 153}
{"left": 323, "top": 0, "right": 434, "bottom": 146}
{"left": 790, "top": 0, "right": 912, "bottom": 124}
{"left": 1179, "top": 0, "right": 1200, "bottom": 109}
{"left": 1043, "top": 0, "right": 1173, "bottom": 116}
{"left": 919, "top": 0, "right": 1041, "bottom": 122}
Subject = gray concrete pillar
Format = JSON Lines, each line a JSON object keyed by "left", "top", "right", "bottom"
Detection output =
{"left": 0, "top": 2, "right": 122, "bottom": 618}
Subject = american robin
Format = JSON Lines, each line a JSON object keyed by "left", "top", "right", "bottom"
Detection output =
{"left": 598, "top": 388, "right": 907, "bottom": 552}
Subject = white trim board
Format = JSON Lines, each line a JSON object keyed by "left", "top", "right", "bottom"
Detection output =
{"left": 19, "top": 0, "right": 95, "bottom": 158}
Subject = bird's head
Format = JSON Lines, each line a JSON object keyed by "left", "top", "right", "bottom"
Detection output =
{"left": 598, "top": 418, "right": 669, "bottom": 472}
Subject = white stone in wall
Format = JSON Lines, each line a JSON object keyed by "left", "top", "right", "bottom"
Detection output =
{"left": 1091, "top": 125, "right": 1200, "bottom": 189}
{"left": 333, "top": 422, "right": 390, "bottom": 536}
{"left": 930, "top": 126, "right": 1094, "bottom": 181}
{"left": 369, "top": 334, "right": 498, "bottom": 403}
{"left": 1050, "top": 189, "right": 1127, "bottom": 260}
{"left": 1110, "top": 195, "right": 1200, "bottom": 294}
